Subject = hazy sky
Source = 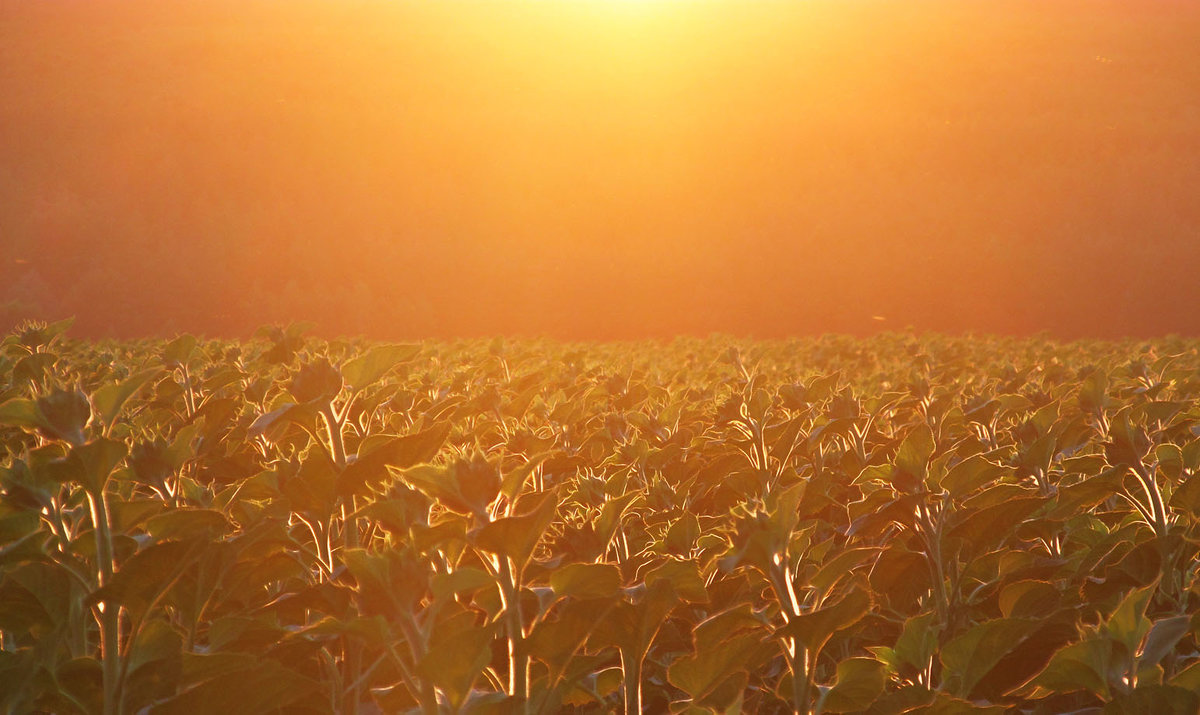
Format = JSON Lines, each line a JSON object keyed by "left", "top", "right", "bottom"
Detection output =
{"left": 2, "top": 0, "right": 1198, "bottom": 339}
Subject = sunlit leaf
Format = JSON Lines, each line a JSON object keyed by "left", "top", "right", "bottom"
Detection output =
{"left": 776, "top": 588, "right": 870, "bottom": 655}
{"left": 998, "top": 580, "right": 1059, "bottom": 619}
{"left": 501, "top": 450, "right": 555, "bottom": 501}
{"left": 144, "top": 509, "right": 229, "bottom": 541}
{"left": 473, "top": 490, "right": 558, "bottom": 568}
{"left": 148, "top": 659, "right": 320, "bottom": 715}
{"left": 1025, "top": 637, "right": 1114, "bottom": 700}
{"left": 162, "top": 334, "right": 198, "bottom": 367}
{"left": 668, "top": 631, "right": 763, "bottom": 710}
{"left": 91, "top": 367, "right": 163, "bottom": 429}
{"left": 940, "top": 617, "right": 1039, "bottom": 698}
{"left": 340, "top": 421, "right": 452, "bottom": 499}
{"left": 1139, "top": 615, "right": 1191, "bottom": 668}
{"left": 819, "top": 658, "right": 887, "bottom": 713}
{"left": 341, "top": 343, "right": 421, "bottom": 391}
{"left": 550, "top": 562, "right": 622, "bottom": 600}
{"left": 1102, "top": 685, "right": 1199, "bottom": 715}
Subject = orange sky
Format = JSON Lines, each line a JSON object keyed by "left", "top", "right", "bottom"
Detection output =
{"left": 2, "top": 0, "right": 1199, "bottom": 339}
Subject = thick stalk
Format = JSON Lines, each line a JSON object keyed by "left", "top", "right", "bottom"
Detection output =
{"left": 180, "top": 365, "right": 197, "bottom": 418}
{"left": 917, "top": 505, "right": 948, "bottom": 627}
{"left": 758, "top": 425, "right": 771, "bottom": 475}
{"left": 321, "top": 403, "right": 362, "bottom": 715}
{"left": 393, "top": 615, "right": 438, "bottom": 715}
{"left": 320, "top": 404, "right": 348, "bottom": 469}
{"left": 784, "top": 647, "right": 811, "bottom": 715}
{"left": 620, "top": 647, "right": 642, "bottom": 715}
{"left": 88, "top": 490, "right": 120, "bottom": 715}
{"left": 496, "top": 556, "right": 529, "bottom": 702}
{"left": 770, "top": 563, "right": 809, "bottom": 715}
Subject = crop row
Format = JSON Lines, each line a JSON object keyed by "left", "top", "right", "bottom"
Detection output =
{"left": 1, "top": 320, "right": 1198, "bottom": 713}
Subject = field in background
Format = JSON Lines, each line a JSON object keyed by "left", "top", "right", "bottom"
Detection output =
{"left": 2, "top": 324, "right": 1199, "bottom": 712}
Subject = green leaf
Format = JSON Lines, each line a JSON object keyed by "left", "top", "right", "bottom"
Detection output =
{"left": 768, "top": 481, "right": 806, "bottom": 539}
{"left": 868, "top": 544, "right": 930, "bottom": 612}
{"left": 550, "top": 562, "right": 622, "bottom": 600}
{"left": 1107, "top": 581, "right": 1156, "bottom": 659}
{"left": 0, "top": 507, "right": 44, "bottom": 545}
{"left": 91, "top": 368, "right": 162, "bottom": 429}
{"left": 590, "top": 579, "right": 677, "bottom": 658}
{"left": 0, "top": 398, "right": 48, "bottom": 432}
{"left": 776, "top": 588, "right": 870, "bottom": 656}
{"left": 948, "top": 497, "right": 1045, "bottom": 556}
{"left": 35, "top": 388, "right": 92, "bottom": 446}
{"left": 595, "top": 492, "right": 639, "bottom": 545}
{"left": 416, "top": 606, "right": 494, "bottom": 707}
{"left": 1079, "top": 369, "right": 1110, "bottom": 414}
{"left": 285, "top": 615, "right": 390, "bottom": 649}
{"left": 939, "top": 455, "right": 1010, "bottom": 498}
{"left": 895, "top": 423, "right": 935, "bottom": 479}
{"left": 246, "top": 402, "right": 317, "bottom": 441}
{"left": 1050, "top": 468, "right": 1126, "bottom": 517}
{"left": 1139, "top": 615, "right": 1191, "bottom": 668}
{"left": 162, "top": 334, "right": 198, "bottom": 367}
{"left": 1103, "top": 685, "right": 1199, "bottom": 715}
{"left": 667, "top": 631, "right": 764, "bottom": 709}
{"left": 71, "top": 438, "right": 129, "bottom": 494}
{"left": 691, "top": 604, "right": 767, "bottom": 650}
{"left": 1170, "top": 659, "right": 1200, "bottom": 693}
{"left": 431, "top": 566, "right": 493, "bottom": 602}
{"left": 819, "top": 658, "right": 887, "bottom": 713}
{"left": 1105, "top": 409, "right": 1152, "bottom": 469}
{"left": 665, "top": 512, "right": 701, "bottom": 556}
{"left": 940, "top": 617, "right": 1039, "bottom": 698}
{"left": 179, "top": 652, "right": 259, "bottom": 686}
{"left": 165, "top": 423, "right": 200, "bottom": 469}
{"left": 473, "top": 490, "right": 558, "bottom": 569}
{"left": 148, "top": 659, "right": 320, "bottom": 715}
{"left": 93, "top": 540, "right": 200, "bottom": 622}
{"left": 998, "top": 580, "right": 1059, "bottom": 619}
{"left": 527, "top": 599, "right": 608, "bottom": 677}
{"left": 501, "top": 450, "right": 555, "bottom": 501}
{"left": 809, "top": 547, "right": 880, "bottom": 599}
{"left": 894, "top": 611, "right": 940, "bottom": 671}
{"left": 41, "top": 316, "right": 76, "bottom": 342}
{"left": 644, "top": 557, "right": 709, "bottom": 603}
{"left": 906, "top": 692, "right": 1007, "bottom": 713}
{"left": 1026, "top": 637, "right": 1114, "bottom": 699}
{"left": 0, "top": 562, "right": 72, "bottom": 633}
{"left": 1156, "top": 443, "right": 1185, "bottom": 480}
{"left": 1168, "top": 473, "right": 1200, "bottom": 518}
{"left": 452, "top": 455, "right": 502, "bottom": 516}
{"left": 144, "top": 509, "right": 229, "bottom": 541}
{"left": 339, "top": 421, "right": 452, "bottom": 499}
{"left": 11, "top": 353, "right": 57, "bottom": 385}
{"left": 284, "top": 450, "right": 338, "bottom": 518}
{"left": 53, "top": 656, "right": 103, "bottom": 714}
{"left": 341, "top": 343, "right": 421, "bottom": 391}
{"left": 847, "top": 494, "right": 922, "bottom": 539}
{"left": 124, "top": 618, "right": 184, "bottom": 708}
{"left": 399, "top": 458, "right": 499, "bottom": 516}
{"left": 110, "top": 499, "right": 165, "bottom": 533}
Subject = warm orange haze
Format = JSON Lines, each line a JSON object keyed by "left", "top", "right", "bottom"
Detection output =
{"left": 2, "top": 0, "right": 1199, "bottom": 339}
{"left": 5, "top": 5, "right": 1200, "bottom": 711}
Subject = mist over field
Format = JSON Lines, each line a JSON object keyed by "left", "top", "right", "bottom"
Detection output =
{"left": 5, "top": 5, "right": 1200, "bottom": 710}
{"left": 2, "top": 0, "right": 1199, "bottom": 339}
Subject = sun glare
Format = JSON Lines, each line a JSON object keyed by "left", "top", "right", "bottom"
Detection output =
{"left": 4, "top": 2, "right": 1200, "bottom": 707}
{"left": 3, "top": 0, "right": 1199, "bottom": 337}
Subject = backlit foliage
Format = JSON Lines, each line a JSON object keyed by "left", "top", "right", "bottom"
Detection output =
{"left": 2, "top": 324, "right": 1199, "bottom": 713}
